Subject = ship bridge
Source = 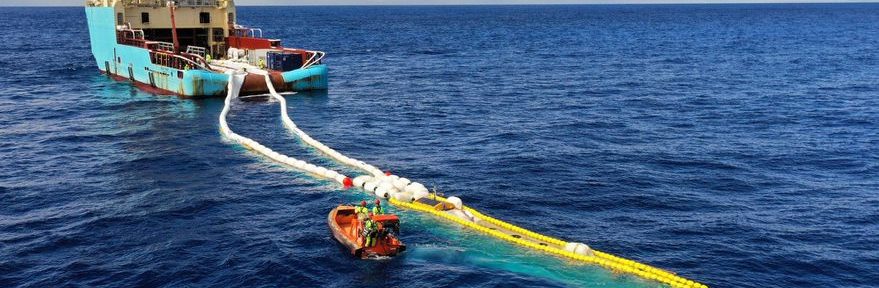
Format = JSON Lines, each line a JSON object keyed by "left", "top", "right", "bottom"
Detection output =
{"left": 87, "top": 0, "right": 236, "bottom": 58}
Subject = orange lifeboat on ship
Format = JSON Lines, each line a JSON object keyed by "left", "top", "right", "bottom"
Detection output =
{"left": 328, "top": 205, "right": 406, "bottom": 258}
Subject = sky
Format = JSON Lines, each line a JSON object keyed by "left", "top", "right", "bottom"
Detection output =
{"left": 0, "top": 0, "right": 875, "bottom": 6}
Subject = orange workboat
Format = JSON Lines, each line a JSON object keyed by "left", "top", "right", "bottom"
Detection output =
{"left": 328, "top": 205, "right": 406, "bottom": 259}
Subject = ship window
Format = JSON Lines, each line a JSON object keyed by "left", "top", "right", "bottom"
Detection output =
{"left": 116, "top": 13, "right": 123, "bottom": 25}
{"left": 141, "top": 12, "right": 149, "bottom": 23}
{"left": 212, "top": 28, "right": 224, "bottom": 42}
{"left": 199, "top": 12, "right": 210, "bottom": 24}
{"left": 227, "top": 13, "right": 234, "bottom": 24}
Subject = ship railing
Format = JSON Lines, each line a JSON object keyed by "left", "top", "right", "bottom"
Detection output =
{"left": 118, "top": 28, "right": 145, "bottom": 39}
{"left": 185, "top": 46, "right": 207, "bottom": 58}
{"left": 181, "top": 48, "right": 213, "bottom": 70}
{"left": 171, "top": 54, "right": 210, "bottom": 71}
{"left": 121, "top": 0, "right": 221, "bottom": 7}
{"left": 146, "top": 41, "right": 176, "bottom": 53}
{"left": 237, "top": 28, "right": 263, "bottom": 38}
{"left": 117, "top": 28, "right": 148, "bottom": 48}
{"left": 150, "top": 51, "right": 210, "bottom": 71}
{"left": 175, "top": 0, "right": 219, "bottom": 7}
{"left": 122, "top": 0, "right": 166, "bottom": 7}
{"left": 232, "top": 25, "right": 263, "bottom": 38}
{"left": 301, "top": 50, "right": 326, "bottom": 69}
{"left": 119, "top": 38, "right": 147, "bottom": 48}
{"left": 249, "top": 28, "right": 263, "bottom": 38}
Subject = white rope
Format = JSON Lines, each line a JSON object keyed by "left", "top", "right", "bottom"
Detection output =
{"left": 219, "top": 71, "right": 348, "bottom": 184}
{"left": 218, "top": 69, "right": 428, "bottom": 201}
{"left": 253, "top": 72, "right": 430, "bottom": 201}
{"left": 256, "top": 73, "right": 385, "bottom": 178}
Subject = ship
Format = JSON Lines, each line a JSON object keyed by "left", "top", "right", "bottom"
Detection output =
{"left": 328, "top": 205, "right": 406, "bottom": 259}
{"left": 84, "top": 0, "right": 328, "bottom": 97}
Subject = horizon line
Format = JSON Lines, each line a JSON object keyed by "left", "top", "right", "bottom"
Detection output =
{"left": 2, "top": 1, "right": 878, "bottom": 7}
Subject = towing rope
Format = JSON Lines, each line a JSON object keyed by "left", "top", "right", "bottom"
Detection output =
{"left": 258, "top": 73, "right": 384, "bottom": 178}
{"left": 219, "top": 71, "right": 350, "bottom": 185}
{"left": 220, "top": 70, "right": 708, "bottom": 288}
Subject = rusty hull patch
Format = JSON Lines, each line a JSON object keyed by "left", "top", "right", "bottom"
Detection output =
{"left": 239, "top": 72, "right": 289, "bottom": 96}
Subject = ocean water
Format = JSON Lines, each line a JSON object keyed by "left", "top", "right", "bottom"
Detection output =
{"left": 1, "top": 4, "right": 878, "bottom": 288}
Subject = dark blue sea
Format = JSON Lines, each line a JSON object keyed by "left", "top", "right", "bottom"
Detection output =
{"left": 1, "top": 4, "right": 878, "bottom": 288}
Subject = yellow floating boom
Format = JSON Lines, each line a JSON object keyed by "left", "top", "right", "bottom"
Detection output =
{"left": 390, "top": 195, "right": 708, "bottom": 288}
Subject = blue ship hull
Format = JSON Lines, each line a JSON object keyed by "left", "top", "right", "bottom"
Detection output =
{"left": 85, "top": 7, "right": 327, "bottom": 97}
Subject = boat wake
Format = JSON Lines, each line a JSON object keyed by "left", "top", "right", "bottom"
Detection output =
{"left": 363, "top": 255, "right": 395, "bottom": 261}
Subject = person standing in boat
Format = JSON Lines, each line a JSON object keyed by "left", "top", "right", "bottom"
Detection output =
{"left": 354, "top": 200, "right": 369, "bottom": 245}
{"left": 355, "top": 200, "right": 369, "bottom": 219}
{"left": 372, "top": 199, "right": 385, "bottom": 215}
{"left": 363, "top": 217, "right": 377, "bottom": 247}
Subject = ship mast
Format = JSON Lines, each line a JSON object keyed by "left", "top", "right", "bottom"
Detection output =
{"left": 168, "top": 1, "right": 180, "bottom": 54}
